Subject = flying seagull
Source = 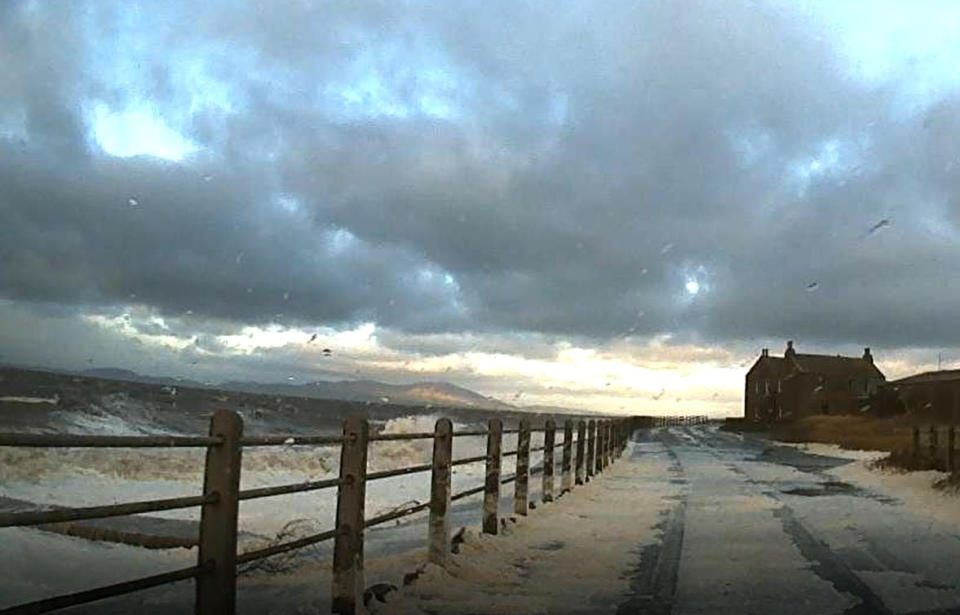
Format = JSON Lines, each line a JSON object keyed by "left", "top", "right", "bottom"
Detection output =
{"left": 864, "top": 218, "right": 891, "bottom": 237}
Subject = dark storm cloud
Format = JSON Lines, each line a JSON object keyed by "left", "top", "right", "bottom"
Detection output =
{"left": 3, "top": 0, "right": 960, "bottom": 350}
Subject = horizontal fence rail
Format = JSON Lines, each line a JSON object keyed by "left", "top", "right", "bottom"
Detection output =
{"left": 0, "top": 493, "right": 215, "bottom": 528}
{"left": 0, "top": 411, "right": 641, "bottom": 615}
{"left": 0, "top": 433, "right": 222, "bottom": 448}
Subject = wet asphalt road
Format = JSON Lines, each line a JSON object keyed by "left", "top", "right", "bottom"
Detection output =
{"left": 620, "top": 425, "right": 960, "bottom": 615}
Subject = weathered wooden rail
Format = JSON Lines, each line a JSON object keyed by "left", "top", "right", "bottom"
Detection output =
{"left": 0, "top": 412, "right": 638, "bottom": 615}
{"left": 911, "top": 424, "right": 959, "bottom": 471}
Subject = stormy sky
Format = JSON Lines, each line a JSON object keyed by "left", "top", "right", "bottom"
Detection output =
{"left": 3, "top": 1, "right": 960, "bottom": 415}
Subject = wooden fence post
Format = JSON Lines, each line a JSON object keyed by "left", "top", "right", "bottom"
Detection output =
{"left": 930, "top": 426, "right": 939, "bottom": 470}
{"left": 613, "top": 419, "right": 623, "bottom": 458}
{"left": 332, "top": 416, "right": 369, "bottom": 615}
{"left": 607, "top": 421, "right": 613, "bottom": 465}
{"left": 949, "top": 426, "right": 956, "bottom": 473}
{"left": 594, "top": 421, "right": 603, "bottom": 474}
{"left": 561, "top": 420, "right": 573, "bottom": 494}
{"left": 428, "top": 418, "right": 452, "bottom": 567}
{"left": 483, "top": 419, "right": 503, "bottom": 534}
{"left": 196, "top": 409, "right": 243, "bottom": 615}
{"left": 912, "top": 426, "right": 920, "bottom": 467}
{"left": 542, "top": 420, "right": 555, "bottom": 503}
{"left": 608, "top": 422, "right": 615, "bottom": 463}
{"left": 603, "top": 420, "right": 610, "bottom": 470}
{"left": 614, "top": 421, "right": 621, "bottom": 458}
{"left": 600, "top": 421, "right": 606, "bottom": 469}
{"left": 586, "top": 420, "right": 596, "bottom": 480}
{"left": 515, "top": 419, "right": 531, "bottom": 516}
{"left": 575, "top": 420, "right": 586, "bottom": 485}
{"left": 594, "top": 420, "right": 601, "bottom": 474}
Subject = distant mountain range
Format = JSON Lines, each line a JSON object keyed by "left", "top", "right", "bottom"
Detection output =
{"left": 217, "top": 378, "right": 514, "bottom": 410}
{"left": 76, "top": 367, "right": 513, "bottom": 410}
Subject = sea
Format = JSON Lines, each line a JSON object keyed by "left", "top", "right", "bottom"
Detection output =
{"left": 1, "top": 381, "right": 567, "bottom": 613}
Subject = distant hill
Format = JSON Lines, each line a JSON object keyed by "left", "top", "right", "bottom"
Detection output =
{"left": 80, "top": 368, "right": 207, "bottom": 389}
{"left": 60, "top": 366, "right": 512, "bottom": 410}
{"left": 4, "top": 363, "right": 588, "bottom": 414}
{"left": 219, "top": 378, "right": 514, "bottom": 410}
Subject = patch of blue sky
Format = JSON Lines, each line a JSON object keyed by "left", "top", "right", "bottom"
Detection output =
{"left": 79, "top": 4, "right": 246, "bottom": 160}
{"left": 327, "top": 227, "right": 359, "bottom": 255}
{"left": 726, "top": 126, "right": 775, "bottom": 168}
{"left": 320, "top": 43, "right": 465, "bottom": 122}
{"left": 806, "top": 0, "right": 960, "bottom": 116}
{"left": 86, "top": 101, "right": 198, "bottom": 161}
{"left": 789, "top": 137, "right": 866, "bottom": 198}
{"left": 0, "top": 106, "right": 28, "bottom": 142}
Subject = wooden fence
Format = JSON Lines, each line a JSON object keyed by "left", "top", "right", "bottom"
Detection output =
{"left": 648, "top": 415, "right": 710, "bottom": 427}
{"left": 911, "top": 424, "right": 959, "bottom": 472}
{"left": 0, "top": 412, "right": 635, "bottom": 615}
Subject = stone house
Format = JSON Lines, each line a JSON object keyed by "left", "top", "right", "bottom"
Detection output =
{"left": 744, "top": 341, "right": 886, "bottom": 422}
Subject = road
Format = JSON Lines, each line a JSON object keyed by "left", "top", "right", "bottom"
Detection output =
{"left": 622, "top": 425, "right": 960, "bottom": 615}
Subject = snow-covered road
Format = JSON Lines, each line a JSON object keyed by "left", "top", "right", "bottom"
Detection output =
{"left": 394, "top": 425, "right": 960, "bottom": 614}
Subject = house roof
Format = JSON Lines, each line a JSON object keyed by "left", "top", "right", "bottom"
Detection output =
{"left": 790, "top": 353, "right": 885, "bottom": 379}
{"left": 749, "top": 348, "right": 885, "bottom": 380}
{"left": 890, "top": 369, "right": 960, "bottom": 386}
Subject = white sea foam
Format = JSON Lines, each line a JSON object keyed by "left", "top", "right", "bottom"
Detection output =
{"left": 0, "top": 396, "right": 59, "bottom": 404}
{"left": 0, "top": 405, "right": 549, "bottom": 610}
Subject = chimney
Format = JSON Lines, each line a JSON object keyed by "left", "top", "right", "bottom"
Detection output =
{"left": 761, "top": 348, "right": 769, "bottom": 357}
{"left": 785, "top": 340, "right": 796, "bottom": 358}
{"left": 863, "top": 347, "right": 873, "bottom": 363}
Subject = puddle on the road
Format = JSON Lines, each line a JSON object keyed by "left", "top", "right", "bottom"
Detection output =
{"left": 778, "top": 480, "right": 899, "bottom": 505}
{"left": 751, "top": 446, "right": 851, "bottom": 473}
{"left": 532, "top": 539, "right": 565, "bottom": 551}
{"left": 782, "top": 480, "right": 858, "bottom": 497}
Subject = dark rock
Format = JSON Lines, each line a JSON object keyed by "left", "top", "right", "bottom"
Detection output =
{"left": 362, "top": 583, "right": 398, "bottom": 607}
{"left": 451, "top": 526, "right": 467, "bottom": 553}
{"left": 403, "top": 564, "right": 427, "bottom": 586}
